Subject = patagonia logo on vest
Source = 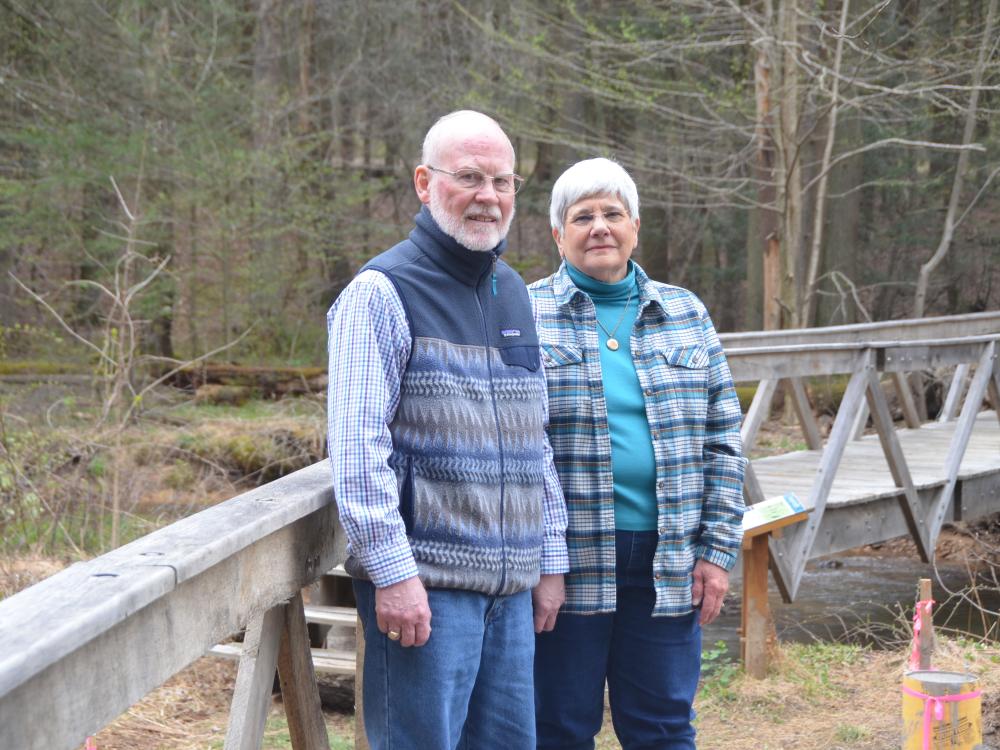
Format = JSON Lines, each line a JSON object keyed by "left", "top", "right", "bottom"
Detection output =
{"left": 500, "top": 328, "right": 521, "bottom": 338}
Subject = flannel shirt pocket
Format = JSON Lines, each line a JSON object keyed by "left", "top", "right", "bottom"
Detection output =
{"left": 657, "top": 345, "right": 710, "bottom": 424}
{"left": 540, "top": 343, "right": 588, "bottom": 427}
{"left": 661, "top": 345, "right": 710, "bottom": 369}
{"left": 541, "top": 343, "right": 584, "bottom": 368}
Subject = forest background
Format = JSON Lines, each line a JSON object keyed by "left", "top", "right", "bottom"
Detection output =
{"left": 2, "top": 5, "right": 1000, "bottom": 746}
{"left": 2, "top": 0, "right": 999, "bottom": 370}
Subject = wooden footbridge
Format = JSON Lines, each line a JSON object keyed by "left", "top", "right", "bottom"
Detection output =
{"left": 1, "top": 312, "right": 998, "bottom": 749}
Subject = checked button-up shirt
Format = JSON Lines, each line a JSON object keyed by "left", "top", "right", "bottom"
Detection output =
{"left": 528, "top": 262, "right": 746, "bottom": 616}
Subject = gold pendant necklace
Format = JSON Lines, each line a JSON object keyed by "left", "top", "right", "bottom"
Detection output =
{"left": 594, "top": 282, "right": 635, "bottom": 351}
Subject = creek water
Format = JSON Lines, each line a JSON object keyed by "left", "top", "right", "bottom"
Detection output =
{"left": 705, "top": 553, "right": 1000, "bottom": 658}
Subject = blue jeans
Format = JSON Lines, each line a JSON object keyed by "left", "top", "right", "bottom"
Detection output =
{"left": 354, "top": 580, "right": 536, "bottom": 750}
{"left": 535, "top": 530, "right": 702, "bottom": 750}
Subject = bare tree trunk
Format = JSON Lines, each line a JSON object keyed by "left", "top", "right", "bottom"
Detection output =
{"left": 754, "top": 0, "right": 782, "bottom": 331}
{"left": 251, "top": 0, "right": 283, "bottom": 319}
{"left": 803, "top": 0, "right": 851, "bottom": 326}
{"left": 913, "top": 0, "right": 997, "bottom": 318}
{"left": 778, "top": 0, "right": 803, "bottom": 327}
{"left": 819, "top": 114, "right": 863, "bottom": 324}
{"left": 297, "top": 0, "right": 315, "bottom": 137}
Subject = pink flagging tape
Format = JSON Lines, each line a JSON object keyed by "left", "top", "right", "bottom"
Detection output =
{"left": 910, "top": 599, "right": 934, "bottom": 670}
{"left": 901, "top": 684, "right": 982, "bottom": 750}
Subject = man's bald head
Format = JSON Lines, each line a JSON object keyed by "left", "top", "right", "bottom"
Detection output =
{"left": 421, "top": 110, "right": 515, "bottom": 168}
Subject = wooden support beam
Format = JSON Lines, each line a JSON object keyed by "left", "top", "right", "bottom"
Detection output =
{"left": 741, "top": 497, "right": 807, "bottom": 675}
{"left": 850, "top": 401, "right": 870, "bottom": 441}
{"left": 938, "top": 363, "right": 970, "bottom": 422}
{"left": 864, "top": 370, "right": 932, "bottom": 562}
{"left": 741, "top": 465, "right": 796, "bottom": 599}
{"left": 927, "top": 342, "right": 997, "bottom": 546}
{"left": 741, "top": 379, "right": 779, "bottom": 452}
{"left": 277, "top": 592, "right": 330, "bottom": 750}
{"left": 891, "top": 372, "right": 922, "bottom": 429}
{"left": 741, "top": 535, "right": 774, "bottom": 679}
{"left": 988, "top": 359, "right": 1000, "bottom": 426}
{"left": 917, "top": 578, "right": 935, "bottom": 670}
{"left": 742, "top": 463, "right": 768, "bottom": 506}
{"left": 785, "top": 378, "right": 822, "bottom": 450}
{"left": 719, "top": 311, "right": 1000, "bottom": 350}
{"left": 772, "top": 352, "right": 873, "bottom": 599}
{"left": 355, "top": 615, "right": 369, "bottom": 750}
{"left": 225, "top": 604, "right": 285, "bottom": 750}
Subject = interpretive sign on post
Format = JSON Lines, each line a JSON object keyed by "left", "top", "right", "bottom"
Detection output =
{"left": 743, "top": 492, "right": 807, "bottom": 536}
{"left": 741, "top": 492, "right": 809, "bottom": 679}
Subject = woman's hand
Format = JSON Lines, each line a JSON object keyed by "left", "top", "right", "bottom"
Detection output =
{"left": 691, "top": 560, "right": 729, "bottom": 625}
{"left": 532, "top": 574, "right": 565, "bottom": 633}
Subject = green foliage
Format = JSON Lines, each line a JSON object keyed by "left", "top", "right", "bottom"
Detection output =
{"left": 172, "top": 424, "right": 320, "bottom": 482}
{"left": 0, "top": 324, "right": 68, "bottom": 362}
{"left": 163, "top": 460, "right": 196, "bottom": 491}
{"left": 699, "top": 640, "right": 741, "bottom": 702}
{"left": 0, "top": 360, "right": 83, "bottom": 376}
{"left": 208, "top": 714, "right": 352, "bottom": 750}
{"left": 781, "top": 642, "right": 866, "bottom": 700}
{"left": 834, "top": 724, "right": 872, "bottom": 742}
{"left": 3, "top": 0, "right": 999, "bottom": 357}
{"left": 87, "top": 453, "right": 108, "bottom": 479}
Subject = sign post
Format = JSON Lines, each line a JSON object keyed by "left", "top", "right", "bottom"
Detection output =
{"left": 741, "top": 493, "right": 809, "bottom": 678}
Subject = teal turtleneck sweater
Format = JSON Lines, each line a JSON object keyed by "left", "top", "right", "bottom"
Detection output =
{"left": 565, "top": 260, "right": 658, "bottom": 531}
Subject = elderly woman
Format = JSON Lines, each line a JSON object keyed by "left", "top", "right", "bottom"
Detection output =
{"left": 529, "top": 158, "right": 746, "bottom": 750}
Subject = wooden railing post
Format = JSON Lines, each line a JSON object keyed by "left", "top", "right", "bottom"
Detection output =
{"left": 864, "top": 370, "right": 932, "bottom": 562}
{"left": 225, "top": 605, "right": 285, "bottom": 750}
{"left": 939, "top": 363, "right": 971, "bottom": 422}
{"left": 276, "top": 592, "right": 330, "bottom": 750}
{"left": 741, "top": 379, "right": 779, "bottom": 453}
{"left": 927, "top": 342, "right": 997, "bottom": 544}
{"left": 772, "top": 351, "right": 873, "bottom": 598}
{"left": 916, "top": 578, "right": 935, "bottom": 670}
{"left": 784, "top": 378, "right": 823, "bottom": 450}
{"left": 741, "top": 496, "right": 808, "bottom": 677}
{"left": 355, "top": 617, "right": 369, "bottom": 750}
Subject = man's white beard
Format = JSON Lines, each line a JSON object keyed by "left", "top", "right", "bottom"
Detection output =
{"left": 428, "top": 190, "right": 514, "bottom": 252}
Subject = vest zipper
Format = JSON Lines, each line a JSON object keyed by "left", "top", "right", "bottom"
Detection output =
{"left": 477, "top": 263, "right": 507, "bottom": 594}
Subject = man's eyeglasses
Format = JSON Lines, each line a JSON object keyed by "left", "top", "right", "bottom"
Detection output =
{"left": 427, "top": 166, "right": 525, "bottom": 195}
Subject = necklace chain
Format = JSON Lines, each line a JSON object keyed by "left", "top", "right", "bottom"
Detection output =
{"left": 594, "top": 282, "right": 635, "bottom": 351}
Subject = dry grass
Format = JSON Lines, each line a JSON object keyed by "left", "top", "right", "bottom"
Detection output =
{"left": 4, "top": 555, "right": 999, "bottom": 749}
{"left": 81, "top": 657, "right": 357, "bottom": 749}
{"left": 595, "top": 639, "right": 1000, "bottom": 750}
{"left": 73, "top": 637, "right": 999, "bottom": 750}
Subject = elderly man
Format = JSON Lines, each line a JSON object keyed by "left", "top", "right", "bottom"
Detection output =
{"left": 326, "top": 110, "right": 568, "bottom": 750}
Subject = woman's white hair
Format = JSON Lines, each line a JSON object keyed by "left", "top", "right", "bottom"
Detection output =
{"left": 549, "top": 157, "right": 640, "bottom": 235}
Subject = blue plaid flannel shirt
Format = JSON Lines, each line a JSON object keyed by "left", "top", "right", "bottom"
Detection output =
{"left": 529, "top": 262, "right": 746, "bottom": 616}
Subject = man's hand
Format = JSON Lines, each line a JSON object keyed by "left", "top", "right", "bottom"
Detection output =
{"left": 532, "top": 574, "right": 565, "bottom": 633}
{"left": 691, "top": 559, "right": 729, "bottom": 626}
{"left": 375, "top": 576, "right": 432, "bottom": 647}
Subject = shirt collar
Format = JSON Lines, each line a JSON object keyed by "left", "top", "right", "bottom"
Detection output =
{"left": 410, "top": 206, "right": 506, "bottom": 287}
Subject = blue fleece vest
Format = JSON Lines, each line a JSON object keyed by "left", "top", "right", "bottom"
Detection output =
{"left": 352, "top": 207, "right": 547, "bottom": 595}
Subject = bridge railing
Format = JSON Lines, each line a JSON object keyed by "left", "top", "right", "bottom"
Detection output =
{"left": 722, "top": 318, "right": 999, "bottom": 601}
{"left": 0, "top": 313, "right": 998, "bottom": 748}
{"left": 0, "top": 463, "right": 344, "bottom": 749}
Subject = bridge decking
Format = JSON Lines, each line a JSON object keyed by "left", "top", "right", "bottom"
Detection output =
{"left": 754, "top": 411, "right": 998, "bottom": 507}
{"left": 752, "top": 411, "right": 999, "bottom": 558}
